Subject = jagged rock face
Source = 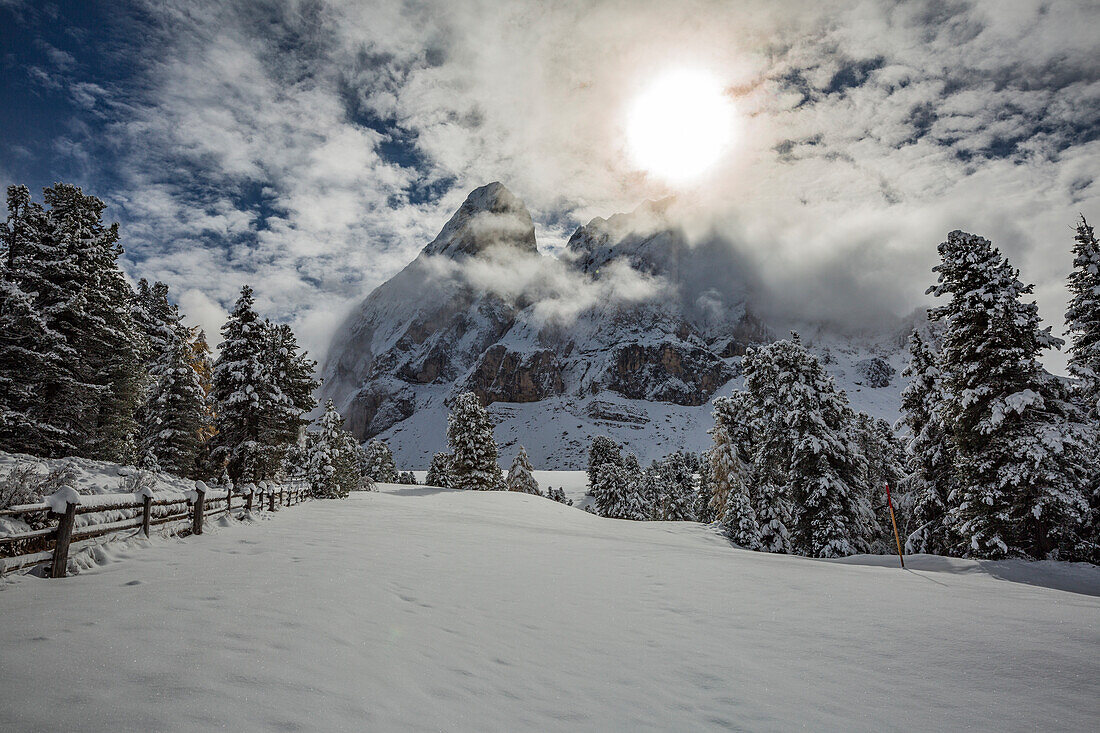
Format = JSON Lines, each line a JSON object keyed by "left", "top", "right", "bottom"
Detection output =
{"left": 466, "top": 345, "right": 565, "bottom": 403}
{"left": 608, "top": 342, "right": 737, "bottom": 405}
{"left": 321, "top": 183, "right": 769, "bottom": 442}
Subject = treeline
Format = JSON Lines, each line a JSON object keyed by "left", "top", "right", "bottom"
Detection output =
{"left": 587, "top": 339, "right": 904, "bottom": 559}
{"left": 589, "top": 221, "right": 1100, "bottom": 563}
{"left": 0, "top": 183, "right": 363, "bottom": 499}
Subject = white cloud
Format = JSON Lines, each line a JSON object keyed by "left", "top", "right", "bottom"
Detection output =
{"left": 68, "top": 0, "right": 1098, "bottom": 369}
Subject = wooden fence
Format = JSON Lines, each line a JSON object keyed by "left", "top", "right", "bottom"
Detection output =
{"left": 0, "top": 479, "right": 311, "bottom": 578}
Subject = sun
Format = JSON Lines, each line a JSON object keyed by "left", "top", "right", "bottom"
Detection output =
{"left": 625, "top": 69, "right": 736, "bottom": 186}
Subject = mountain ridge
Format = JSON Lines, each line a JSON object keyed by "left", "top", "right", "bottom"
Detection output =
{"left": 321, "top": 183, "right": 913, "bottom": 468}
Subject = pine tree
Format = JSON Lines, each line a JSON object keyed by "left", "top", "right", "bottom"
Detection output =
{"left": 363, "top": 439, "right": 398, "bottom": 483}
{"left": 208, "top": 286, "right": 275, "bottom": 481}
{"left": 41, "top": 184, "right": 143, "bottom": 462}
{"left": 130, "top": 280, "right": 208, "bottom": 477}
{"left": 132, "top": 279, "right": 175, "bottom": 362}
{"left": 1065, "top": 216, "right": 1100, "bottom": 419}
{"left": 721, "top": 455, "right": 762, "bottom": 550}
{"left": 1063, "top": 216, "right": 1100, "bottom": 561}
{"left": 446, "top": 391, "right": 502, "bottom": 490}
{"left": 853, "top": 413, "right": 902, "bottom": 553}
{"left": 637, "top": 465, "right": 665, "bottom": 520}
{"left": 654, "top": 452, "right": 695, "bottom": 521}
{"left": 930, "top": 230, "right": 1089, "bottom": 558}
{"left": 138, "top": 327, "right": 206, "bottom": 476}
{"left": 397, "top": 471, "right": 417, "bottom": 485}
{"left": 505, "top": 445, "right": 541, "bottom": 494}
{"left": 694, "top": 448, "right": 718, "bottom": 523}
{"left": 586, "top": 435, "right": 622, "bottom": 495}
{"left": 0, "top": 278, "right": 73, "bottom": 455}
{"left": 594, "top": 453, "right": 647, "bottom": 520}
{"left": 743, "top": 338, "right": 868, "bottom": 558}
{"left": 306, "top": 400, "right": 360, "bottom": 499}
{"left": 425, "top": 451, "right": 454, "bottom": 488}
{"left": 0, "top": 186, "right": 89, "bottom": 457}
{"left": 710, "top": 422, "right": 761, "bottom": 547}
{"left": 900, "top": 330, "right": 955, "bottom": 554}
{"left": 259, "top": 322, "right": 318, "bottom": 448}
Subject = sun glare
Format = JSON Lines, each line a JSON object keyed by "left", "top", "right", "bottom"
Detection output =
{"left": 626, "top": 69, "right": 736, "bottom": 186}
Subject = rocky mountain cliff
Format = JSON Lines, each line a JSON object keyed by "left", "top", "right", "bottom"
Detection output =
{"left": 321, "top": 183, "right": 913, "bottom": 468}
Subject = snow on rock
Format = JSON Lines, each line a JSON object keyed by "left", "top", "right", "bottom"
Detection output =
{"left": 1, "top": 483, "right": 1096, "bottom": 731}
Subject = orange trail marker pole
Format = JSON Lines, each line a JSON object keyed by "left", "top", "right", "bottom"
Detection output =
{"left": 886, "top": 482, "right": 905, "bottom": 568}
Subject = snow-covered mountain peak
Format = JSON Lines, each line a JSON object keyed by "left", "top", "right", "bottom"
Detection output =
{"left": 322, "top": 183, "right": 912, "bottom": 467}
{"left": 422, "top": 182, "right": 536, "bottom": 259}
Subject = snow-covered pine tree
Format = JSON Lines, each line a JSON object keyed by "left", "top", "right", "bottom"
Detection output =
{"left": 42, "top": 184, "right": 143, "bottom": 462}
{"left": 137, "top": 326, "right": 206, "bottom": 477}
{"left": 0, "top": 186, "right": 81, "bottom": 456}
{"left": 721, "top": 446, "right": 762, "bottom": 550}
{"left": 694, "top": 449, "right": 718, "bottom": 523}
{"left": 744, "top": 337, "right": 869, "bottom": 558}
{"left": 208, "top": 285, "right": 278, "bottom": 481}
{"left": 306, "top": 400, "right": 360, "bottom": 499}
{"left": 586, "top": 435, "right": 623, "bottom": 496}
{"left": 654, "top": 452, "right": 696, "bottom": 521}
{"left": 363, "top": 439, "right": 398, "bottom": 483}
{"left": 446, "top": 391, "right": 502, "bottom": 491}
{"left": 930, "top": 230, "right": 1090, "bottom": 559}
{"left": 1065, "top": 216, "right": 1100, "bottom": 419}
{"left": 0, "top": 277, "right": 72, "bottom": 455}
{"left": 132, "top": 279, "right": 176, "bottom": 363}
{"left": 899, "top": 330, "right": 955, "bottom": 555}
{"left": 260, "top": 322, "right": 318, "bottom": 449}
{"left": 397, "top": 471, "right": 417, "bottom": 485}
{"left": 505, "top": 445, "right": 540, "bottom": 495}
{"left": 594, "top": 453, "right": 647, "bottom": 520}
{"left": 1063, "top": 216, "right": 1100, "bottom": 561}
{"left": 637, "top": 465, "right": 665, "bottom": 520}
{"left": 130, "top": 280, "right": 208, "bottom": 477}
{"left": 737, "top": 354, "right": 793, "bottom": 554}
{"left": 709, "top": 421, "right": 761, "bottom": 548}
{"left": 708, "top": 394, "right": 755, "bottom": 523}
{"left": 425, "top": 451, "right": 454, "bottom": 488}
{"left": 853, "top": 413, "right": 903, "bottom": 553}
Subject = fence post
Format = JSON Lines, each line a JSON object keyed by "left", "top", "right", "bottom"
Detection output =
{"left": 50, "top": 500, "right": 78, "bottom": 579}
{"left": 269, "top": 485, "right": 276, "bottom": 511}
{"left": 225, "top": 482, "right": 232, "bottom": 516}
{"left": 245, "top": 485, "right": 253, "bottom": 512}
{"left": 192, "top": 482, "right": 206, "bottom": 536}
{"left": 142, "top": 494, "right": 152, "bottom": 537}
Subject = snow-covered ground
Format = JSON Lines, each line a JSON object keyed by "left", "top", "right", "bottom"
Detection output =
{"left": 2, "top": 482, "right": 1098, "bottom": 731}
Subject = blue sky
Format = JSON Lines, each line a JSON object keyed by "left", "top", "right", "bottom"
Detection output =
{"left": 2, "top": 0, "right": 1098, "bottom": 367}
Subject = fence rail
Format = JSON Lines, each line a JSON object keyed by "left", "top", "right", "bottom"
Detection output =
{"left": 0, "top": 479, "right": 311, "bottom": 578}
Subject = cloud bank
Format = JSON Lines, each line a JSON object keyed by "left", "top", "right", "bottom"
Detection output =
{"left": 3, "top": 0, "right": 1098, "bottom": 371}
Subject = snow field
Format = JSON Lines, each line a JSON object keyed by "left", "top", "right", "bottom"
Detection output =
{"left": 1, "top": 482, "right": 1097, "bottom": 732}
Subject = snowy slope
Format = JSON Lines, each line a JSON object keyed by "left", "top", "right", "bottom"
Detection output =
{"left": 2, "top": 484, "right": 1097, "bottom": 731}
